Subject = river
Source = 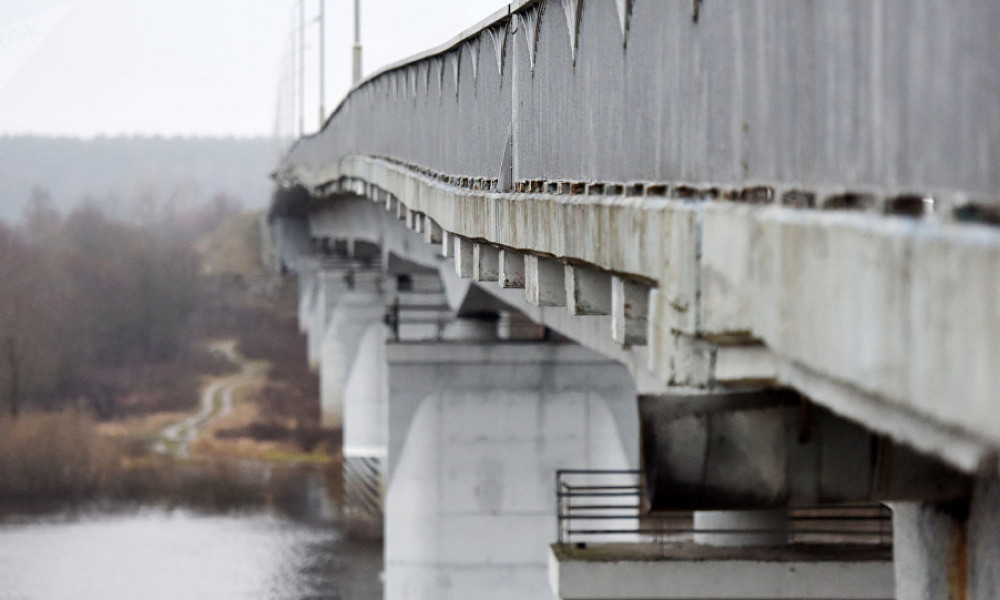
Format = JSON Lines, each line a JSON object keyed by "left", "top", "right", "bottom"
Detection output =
{"left": 0, "top": 507, "right": 381, "bottom": 600}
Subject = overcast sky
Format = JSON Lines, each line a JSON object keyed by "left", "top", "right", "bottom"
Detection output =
{"left": 0, "top": 0, "right": 507, "bottom": 138}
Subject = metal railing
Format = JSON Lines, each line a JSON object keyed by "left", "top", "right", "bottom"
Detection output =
{"left": 556, "top": 469, "right": 892, "bottom": 547}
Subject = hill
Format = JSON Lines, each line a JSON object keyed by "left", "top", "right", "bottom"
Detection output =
{"left": 0, "top": 136, "right": 279, "bottom": 223}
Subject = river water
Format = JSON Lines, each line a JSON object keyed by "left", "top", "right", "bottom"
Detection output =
{"left": 0, "top": 507, "right": 381, "bottom": 600}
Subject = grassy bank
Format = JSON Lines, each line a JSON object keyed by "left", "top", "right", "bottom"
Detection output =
{"left": 0, "top": 411, "right": 330, "bottom": 516}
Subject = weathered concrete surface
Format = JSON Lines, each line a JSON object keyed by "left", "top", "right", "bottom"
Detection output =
{"left": 343, "top": 323, "right": 388, "bottom": 456}
{"left": 275, "top": 0, "right": 1000, "bottom": 475}
{"left": 549, "top": 544, "right": 894, "bottom": 600}
{"left": 640, "top": 395, "right": 968, "bottom": 510}
{"left": 342, "top": 323, "right": 388, "bottom": 538}
{"left": 384, "top": 341, "right": 638, "bottom": 600}
{"left": 297, "top": 164, "right": 1000, "bottom": 475}
{"left": 318, "top": 290, "right": 385, "bottom": 429}
{"left": 892, "top": 502, "right": 966, "bottom": 600}
{"left": 969, "top": 478, "right": 1000, "bottom": 599}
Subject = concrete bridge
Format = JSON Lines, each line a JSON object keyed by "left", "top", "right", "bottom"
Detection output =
{"left": 269, "top": 1, "right": 1000, "bottom": 598}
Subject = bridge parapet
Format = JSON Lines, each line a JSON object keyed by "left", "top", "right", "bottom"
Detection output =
{"left": 284, "top": 0, "right": 1000, "bottom": 202}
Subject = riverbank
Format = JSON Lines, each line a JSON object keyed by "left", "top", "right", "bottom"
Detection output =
{"left": 0, "top": 213, "right": 339, "bottom": 517}
{"left": 0, "top": 411, "right": 330, "bottom": 516}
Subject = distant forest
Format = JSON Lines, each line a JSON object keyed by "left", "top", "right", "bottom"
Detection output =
{"left": 0, "top": 136, "right": 279, "bottom": 223}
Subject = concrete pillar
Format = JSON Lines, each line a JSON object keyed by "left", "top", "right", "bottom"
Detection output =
{"left": 611, "top": 276, "right": 649, "bottom": 346}
{"left": 424, "top": 218, "right": 443, "bottom": 245}
{"left": 319, "top": 290, "right": 386, "bottom": 428}
{"left": 298, "top": 269, "right": 317, "bottom": 333}
{"left": 969, "top": 478, "right": 1000, "bottom": 599}
{"left": 893, "top": 479, "right": 1000, "bottom": 599}
{"left": 441, "top": 230, "right": 454, "bottom": 258}
{"left": 343, "top": 323, "right": 388, "bottom": 538}
{"left": 271, "top": 215, "right": 312, "bottom": 271}
{"left": 454, "top": 236, "right": 475, "bottom": 278}
{"left": 525, "top": 255, "right": 565, "bottom": 307}
{"left": 499, "top": 249, "right": 525, "bottom": 288}
{"left": 892, "top": 501, "right": 967, "bottom": 600}
{"left": 693, "top": 510, "right": 789, "bottom": 547}
{"left": 385, "top": 341, "right": 639, "bottom": 600}
{"left": 565, "top": 265, "right": 611, "bottom": 316}
{"left": 473, "top": 243, "right": 500, "bottom": 282}
{"left": 405, "top": 209, "right": 420, "bottom": 231}
{"left": 307, "top": 270, "right": 338, "bottom": 369}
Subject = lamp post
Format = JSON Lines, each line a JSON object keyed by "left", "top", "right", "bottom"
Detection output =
{"left": 352, "top": 0, "right": 362, "bottom": 85}
{"left": 318, "top": 0, "right": 325, "bottom": 128}
{"left": 298, "top": 0, "right": 305, "bottom": 137}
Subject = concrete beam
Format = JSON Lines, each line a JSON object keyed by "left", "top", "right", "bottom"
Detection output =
{"left": 405, "top": 209, "right": 420, "bottom": 231}
{"left": 441, "top": 230, "right": 454, "bottom": 258}
{"left": 550, "top": 546, "right": 893, "bottom": 600}
{"left": 296, "top": 173, "right": 1000, "bottom": 475}
{"left": 612, "top": 276, "right": 650, "bottom": 346}
{"left": 473, "top": 243, "right": 500, "bottom": 282}
{"left": 424, "top": 218, "right": 443, "bottom": 245}
{"left": 498, "top": 249, "right": 525, "bottom": 289}
{"left": 526, "top": 255, "right": 565, "bottom": 307}
{"left": 565, "top": 265, "right": 612, "bottom": 316}
{"left": 454, "top": 235, "right": 474, "bottom": 278}
{"left": 714, "top": 345, "right": 777, "bottom": 385}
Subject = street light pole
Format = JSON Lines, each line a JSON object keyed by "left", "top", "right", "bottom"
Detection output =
{"left": 298, "top": 0, "right": 305, "bottom": 137}
{"left": 352, "top": 0, "right": 362, "bottom": 84}
{"left": 318, "top": 0, "right": 325, "bottom": 129}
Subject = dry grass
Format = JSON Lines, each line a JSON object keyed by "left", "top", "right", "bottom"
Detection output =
{"left": 0, "top": 412, "right": 119, "bottom": 503}
{"left": 0, "top": 411, "right": 323, "bottom": 513}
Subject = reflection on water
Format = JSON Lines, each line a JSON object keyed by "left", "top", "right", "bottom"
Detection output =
{"left": 0, "top": 508, "right": 381, "bottom": 600}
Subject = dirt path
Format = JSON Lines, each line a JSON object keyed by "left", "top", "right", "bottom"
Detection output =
{"left": 155, "top": 340, "right": 264, "bottom": 458}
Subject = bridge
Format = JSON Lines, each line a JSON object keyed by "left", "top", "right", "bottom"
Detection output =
{"left": 268, "top": 2, "right": 1000, "bottom": 599}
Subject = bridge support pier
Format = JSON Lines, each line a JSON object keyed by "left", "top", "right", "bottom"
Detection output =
{"left": 383, "top": 339, "right": 638, "bottom": 600}
{"left": 318, "top": 288, "right": 385, "bottom": 428}
{"left": 342, "top": 322, "right": 389, "bottom": 538}
{"left": 892, "top": 478, "right": 1000, "bottom": 600}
